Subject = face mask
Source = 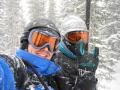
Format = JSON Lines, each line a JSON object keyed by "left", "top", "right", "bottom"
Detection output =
{"left": 64, "top": 38, "right": 86, "bottom": 56}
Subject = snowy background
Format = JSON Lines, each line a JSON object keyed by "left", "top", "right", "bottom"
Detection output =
{"left": 0, "top": 0, "right": 120, "bottom": 90}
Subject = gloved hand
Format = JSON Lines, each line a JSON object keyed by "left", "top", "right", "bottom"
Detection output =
{"left": 73, "top": 40, "right": 99, "bottom": 72}
{"left": 76, "top": 47, "right": 99, "bottom": 73}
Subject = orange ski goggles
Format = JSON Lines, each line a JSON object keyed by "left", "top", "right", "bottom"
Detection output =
{"left": 28, "top": 29, "right": 60, "bottom": 52}
{"left": 65, "top": 31, "right": 89, "bottom": 43}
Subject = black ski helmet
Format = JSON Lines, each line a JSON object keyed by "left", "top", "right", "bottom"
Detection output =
{"left": 20, "top": 19, "right": 61, "bottom": 50}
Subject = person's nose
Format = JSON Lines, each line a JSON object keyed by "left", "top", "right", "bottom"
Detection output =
{"left": 42, "top": 47, "right": 49, "bottom": 51}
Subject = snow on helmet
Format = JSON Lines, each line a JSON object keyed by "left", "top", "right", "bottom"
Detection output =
{"left": 61, "top": 15, "right": 88, "bottom": 36}
{"left": 20, "top": 19, "right": 61, "bottom": 50}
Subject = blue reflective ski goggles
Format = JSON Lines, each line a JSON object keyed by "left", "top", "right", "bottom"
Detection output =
{"left": 28, "top": 29, "right": 60, "bottom": 52}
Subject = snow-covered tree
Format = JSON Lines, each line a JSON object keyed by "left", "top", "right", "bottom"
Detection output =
{"left": 0, "top": 0, "right": 120, "bottom": 89}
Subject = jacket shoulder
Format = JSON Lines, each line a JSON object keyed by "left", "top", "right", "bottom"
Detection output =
{"left": 0, "top": 54, "right": 26, "bottom": 71}
{"left": 0, "top": 54, "right": 28, "bottom": 88}
{"left": 0, "top": 55, "right": 16, "bottom": 90}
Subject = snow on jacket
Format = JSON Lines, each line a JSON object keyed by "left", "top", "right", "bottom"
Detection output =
{"left": 53, "top": 50, "right": 98, "bottom": 90}
{"left": 0, "top": 49, "right": 61, "bottom": 90}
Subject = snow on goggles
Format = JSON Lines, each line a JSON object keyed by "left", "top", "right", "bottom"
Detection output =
{"left": 28, "top": 29, "right": 59, "bottom": 52}
{"left": 66, "top": 31, "right": 89, "bottom": 43}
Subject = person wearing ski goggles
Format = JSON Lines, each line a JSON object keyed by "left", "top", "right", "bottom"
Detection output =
{"left": 54, "top": 15, "right": 99, "bottom": 90}
{"left": 65, "top": 31, "right": 89, "bottom": 51}
{"left": 18, "top": 19, "right": 62, "bottom": 89}
{"left": 0, "top": 19, "right": 61, "bottom": 90}
{"left": 28, "top": 28, "right": 60, "bottom": 59}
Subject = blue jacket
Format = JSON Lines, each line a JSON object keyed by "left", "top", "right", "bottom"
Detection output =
{"left": 0, "top": 57, "right": 15, "bottom": 90}
{"left": 0, "top": 49, "right": 61, "bottom": 90}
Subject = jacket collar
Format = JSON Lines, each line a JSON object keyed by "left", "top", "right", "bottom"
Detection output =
{"left": 16, "top": 49, "right": 61, "bottom": 76}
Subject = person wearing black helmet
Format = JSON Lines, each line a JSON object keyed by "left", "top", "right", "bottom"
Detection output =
{"left": 54, "top": 15, "right": 99, "bottom": 90}
{"left": 0, "top": 19, "right": 61, "bottom": 90}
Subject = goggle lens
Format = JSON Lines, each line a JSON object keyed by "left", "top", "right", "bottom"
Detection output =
{"left": 29, "top": 30, "right": 59, "bottom": 52}
{"left": 66, "top": 31, "right": 89, "bottom": 43}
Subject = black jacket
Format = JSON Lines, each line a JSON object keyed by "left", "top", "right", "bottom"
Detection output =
{"left": 53, "top": 51, "right": 98, "bottom": 90}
